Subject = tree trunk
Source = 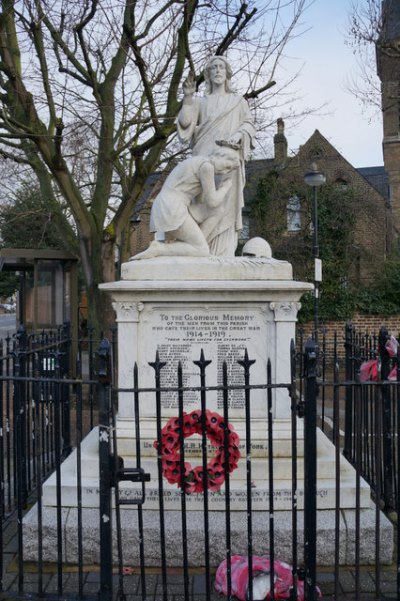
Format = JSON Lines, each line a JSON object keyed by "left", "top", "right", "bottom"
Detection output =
{"left": 78, "top": 231, "right": 116, "bottom": 340}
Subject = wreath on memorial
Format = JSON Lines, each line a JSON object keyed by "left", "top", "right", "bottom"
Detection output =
{"left": 153, "top": 409, "right": 241, "bottom": 494}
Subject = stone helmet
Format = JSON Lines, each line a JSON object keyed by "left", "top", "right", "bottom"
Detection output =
{"left": 242, "top": 237, "right": 272, "bottom": 258}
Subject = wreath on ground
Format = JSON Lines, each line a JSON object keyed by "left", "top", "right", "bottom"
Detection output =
{"left": 153, "top": 409, "right": 241, "bottom": 494}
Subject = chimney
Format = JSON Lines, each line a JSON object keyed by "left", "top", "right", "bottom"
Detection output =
{"left": 274, "top": 118, "right": 288, "bottom": 163}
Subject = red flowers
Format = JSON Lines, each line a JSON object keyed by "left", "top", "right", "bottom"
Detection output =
{"left": 154, "top": 409, "right": 241, "bottom": 494}
{"left": 214, "top": 555, "right": 322, "bottom": 600}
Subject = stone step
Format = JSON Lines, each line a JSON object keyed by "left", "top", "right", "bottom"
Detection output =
{"left": 116, "top": 418, "right": 306, "bottom": 459}
{"left": 41, "top": 425, "right": 372, "bottom": 512}
{"left": 42, "top": 467, "right": 372, "bottom": 512}
{"left": 22, "top": 503, "right": 393, "bottom": 567}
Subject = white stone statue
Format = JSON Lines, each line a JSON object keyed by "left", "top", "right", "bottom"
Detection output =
{"left": 132, "top": 146, "right": 240, "bottom": 260}
{"left": 177, "top": 56, "right": 256, "bottom": 256}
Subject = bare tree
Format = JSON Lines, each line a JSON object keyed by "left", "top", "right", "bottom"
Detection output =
{"left": 347, "top": 0, "right": 400, "bottom": 113}
{"left": 0, "top": 0, "right": 311, "bottom": 333}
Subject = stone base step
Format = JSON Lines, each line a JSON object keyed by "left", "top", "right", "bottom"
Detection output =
{"left": 41, "top": 426, "right": 372, "bottom": 511}
{"left": 42, "top": 472, "right": 371, "bottom": 511}
{"left": 22, "top": 504, "right": 393, "bottom": 567}
{"left": 116, "top": 417, "right": 305, "bottom": 459}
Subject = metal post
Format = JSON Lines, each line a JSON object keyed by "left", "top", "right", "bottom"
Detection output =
{"left": 96, "top": 338, "right": 113, "bottom": 601}
{"left": 378, "top": 327, "right": 394, "bottom": 509}
{"left": 12, "top": 345, "right": 24, "bottom": 592}
{"left": 312, "top": 186, "right": 319, "bottom": 344}
{"left": 304, "top": 163, "right": 325, "bottom": 344}
{"left": 15, "top": 326, "right": 28, "bottom": 507}
{"left": 303, "top": 338, "right": 318, "bottom": 601}
{"left": 61, "top": 322, "right": 71, "bottom": 458}
{"left": 343, "top": 321, "right": 354, "bottom": 460}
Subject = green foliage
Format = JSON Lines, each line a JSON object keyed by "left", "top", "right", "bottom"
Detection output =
{"left": 297, "top": 288, "right": 356, "bottom": 323}
{"left": 249, "top": 173, "right": 361, "bottom": 321}
{"left": 0, "top": 183, "right": 67, "bottom": 250}
{"left": 298, "top": 183, "right": 358, "bottom": 321}
{"left": 0, "top": 272, "right": 19, "bottom": 298}
{"left": 314, "top": 184, "right": 356, "bottom": 265}
{"left": 247, "top": 170, "right": 281, "bottom": 226}
{"left": 298, "top": 251, "right": 400, "bottom": 322}
{"left": 353, "top": 252, "right": 400, "bottom": 316}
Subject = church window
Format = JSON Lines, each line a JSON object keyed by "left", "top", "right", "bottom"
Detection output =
{"left": 308, "top": 146, "right": 324, "bottom": 161}
{"left": 287, "top": 196, "right": 301, "bottom": 232}
{"left": 334, "top": 170, "right": 350, "bottom": 188}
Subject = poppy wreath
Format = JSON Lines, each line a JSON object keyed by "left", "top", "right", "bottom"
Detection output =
{"left": 153, "top": 409, "right": 241, "bottom": 494}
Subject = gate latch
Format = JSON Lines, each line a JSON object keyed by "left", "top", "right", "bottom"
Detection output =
{"left": 117, "top": 467, "right": 151, "bottom": 484}
{"left": 111, "top": 456, "right": 151, "bottom": 506}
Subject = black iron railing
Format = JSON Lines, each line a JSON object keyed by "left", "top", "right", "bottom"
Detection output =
{"left": 0, "top": 325, "right": 398, "bottom": 601}
{"left": 0, "top": 323, "right": 103, "bottom": 515}
{"left": 343, "top": 322, "right": 400, "bottom": 513}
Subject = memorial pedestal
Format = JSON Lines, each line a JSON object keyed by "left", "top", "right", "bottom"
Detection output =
{"left": 102, "top": 255, "right": 310, "bottom": 425}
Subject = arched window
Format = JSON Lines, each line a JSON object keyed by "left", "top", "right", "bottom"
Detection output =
{"left": 334, "top": 170, "right": 350, "bottom": 188}
{"left": 334, "top": 176, "right": 349, "bottom": 188}
{"left": 287, "top": 196, "right": 301, "bottom": 232}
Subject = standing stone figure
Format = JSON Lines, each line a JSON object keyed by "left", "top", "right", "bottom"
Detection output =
{"left": 177, "top": 56, "right": 256, "bottom": 256}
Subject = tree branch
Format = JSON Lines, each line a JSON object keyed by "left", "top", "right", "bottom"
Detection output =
{"left": 244, "top": 79, "right": 276, "bottom": 100}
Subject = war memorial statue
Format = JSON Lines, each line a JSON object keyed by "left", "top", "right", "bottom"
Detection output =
{"left": 132, "top": 55, "right": 256, "bottom": 259}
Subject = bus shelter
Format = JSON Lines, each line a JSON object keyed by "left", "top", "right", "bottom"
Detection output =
{"left": 0, "top": 248, "right": 78, "bottom": 344}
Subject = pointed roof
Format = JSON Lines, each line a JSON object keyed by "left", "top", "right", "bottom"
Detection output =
{"left": 356, "top": 166, "right": 389, "bottom": 200}
{"left": 285, "top": 128, "right": 389, "bottom": 201}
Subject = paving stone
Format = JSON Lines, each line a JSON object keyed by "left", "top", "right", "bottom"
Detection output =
{"left": 317, "top": 570, "right": 335, "bottom": 582}
{"left": 356, "top": 571, "right": 376, "bottom": 592}
{"left": 3, "top": 522, "right": 18, "bottom": 546}
{"left": 5, "top": 536, "right": 19, "bottom": 553}
{"left": 116, "top": 574, "right": 140, "bottom": 595}
{"left": 338, "top": 570, "right": 355, "bottom": 593}
{"left": 192, "top": 573, "right": 208, "bottom": 595}
{"left": 60, "top": 573, "right": 86, "bottom": 593}
{"left": 85, "top": 571, "right": 101, "bottom": 582}
{"left": 317, "top": 581, "right": 338, "bottom": 596}
{"left": 1, "top": 552, "right": 16, "bottom": 569}
{"left": 1, "top": 573, "right": 17, "bottom": 589}
{"left": 141, "top": 574, "right": 160, "bottom": 591}
{"left": 83, "top": 582, "right": 102, "bottom": 593}
{"left": 379, "top": 578, "right": 399, "bottom": 594}
{"left": 2, "top": 509, "right": 400, "bottom": 601}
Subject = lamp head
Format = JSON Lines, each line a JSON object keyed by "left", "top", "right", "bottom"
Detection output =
{"left": 304, "top": 163, "right": 326, "bottom": 188}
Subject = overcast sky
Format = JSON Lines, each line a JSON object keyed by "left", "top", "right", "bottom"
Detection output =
{"left": 281, "top": 0, "right": 383, "bottom": 168}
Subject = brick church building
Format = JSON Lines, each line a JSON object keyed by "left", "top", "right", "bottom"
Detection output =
{"left": 243, "top": 121, "right": 390, "bottom": 286}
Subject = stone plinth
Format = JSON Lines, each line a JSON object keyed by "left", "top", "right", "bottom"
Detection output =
{"left": 101, "top": 256, "right": 312, "bottom": 427}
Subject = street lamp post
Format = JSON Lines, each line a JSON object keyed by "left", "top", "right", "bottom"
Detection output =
{"left": 304, "top": 163, "right": 326, "bottom": 344}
